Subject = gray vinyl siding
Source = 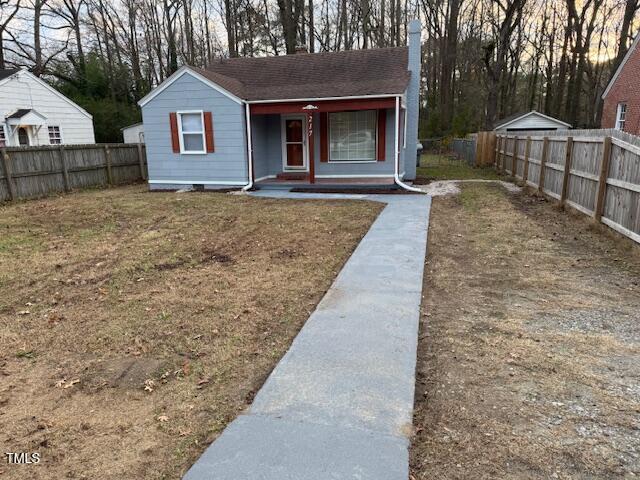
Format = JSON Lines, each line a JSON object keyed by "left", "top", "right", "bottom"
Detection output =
{"left": 251, "top": 114, "right": 282, "bottom": 179}
{"left": 141, "top": 73, "right": 248, "bottom": 187}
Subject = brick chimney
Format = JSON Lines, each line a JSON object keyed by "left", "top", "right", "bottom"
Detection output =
{"left": 294, "top": 45, "right": 308, "bottom": 54}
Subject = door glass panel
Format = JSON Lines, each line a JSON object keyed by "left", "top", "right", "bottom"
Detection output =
{"left": 286, "top": 144, "right": 303, "bottom": 166}
{"left": 286, "top": 120, "right": 303, "bottom": 142}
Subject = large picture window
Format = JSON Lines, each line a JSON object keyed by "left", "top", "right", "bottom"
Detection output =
{"left": 329, "top": 110, "right": 377, "bottom": 162}
{"left": 178, "top": 111, "right": 206, "bottom": 154}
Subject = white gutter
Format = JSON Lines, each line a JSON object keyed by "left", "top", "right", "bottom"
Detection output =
{"left": 394, "top": 96, "right": 423, "bottom": 193}
{"left": 242, "top": 102, "right": 254, "bottom": 191}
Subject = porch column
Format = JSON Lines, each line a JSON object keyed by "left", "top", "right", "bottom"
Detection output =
{"left": 307, "top": 112, "right": 315, "bottom": 184}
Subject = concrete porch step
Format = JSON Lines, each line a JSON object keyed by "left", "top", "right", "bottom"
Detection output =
{"left": 276, "top": 172, "right": 309, "bottom": 180}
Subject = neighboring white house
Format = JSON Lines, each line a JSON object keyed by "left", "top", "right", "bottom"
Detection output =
{"left": 0, "top": 68, "right": 95, "bottom": 147}
{"left": 122, "top": 122, "right": 144, "bottom": 143}
{"left": 494, "top": 110, "right": 571, "bottom": 132}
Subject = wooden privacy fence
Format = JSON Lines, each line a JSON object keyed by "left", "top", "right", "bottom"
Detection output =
{"left": 451, "top": 138, "right": 476, "bottom": 165}
{"left": 0, "top": 143, "right": 147, "bottom": 202}
{"left": 495, "top": 133, "right": 640, "bottom": 244}
{"left": 475, "top": 132, "right": 497, "bottom": 166}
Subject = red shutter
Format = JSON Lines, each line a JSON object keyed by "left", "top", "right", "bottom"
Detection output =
{"left": 320, "top": 112, "right": 328, "bottom": 162}
{"left": 169, "top": 112, "right": 180, "bottom": 153}
{"left": 377, "top": 109, "right": 386, "bottom": 161}
{"left": 204, "top": 112, "right": 215, "bottom": 153}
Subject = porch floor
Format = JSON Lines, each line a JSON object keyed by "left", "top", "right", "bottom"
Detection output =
{"left": 255, "top": 177, "right": 396, "bottom": 189}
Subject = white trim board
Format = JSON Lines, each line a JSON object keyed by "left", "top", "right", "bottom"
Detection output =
{"left": 149, "top": 180, "right": 247, "bottom": 185}
{"left": 602, "top": 33, "right": 640, "bottom": 99}
{"left": 254, "top": 175, "right": 277, "bottom": 182}
{"left": 0, "top": 69, "right": 93, "bottom": 119}
{"left": 138, "top": 66, "right": 244, "bottom": 107}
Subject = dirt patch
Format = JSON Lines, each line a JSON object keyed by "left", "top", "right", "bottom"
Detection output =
{"left": 0, "top": 185, "right": 382, "bottom": 479}
{"left": 411, "top": 183, "right": 640, "bottom": 479}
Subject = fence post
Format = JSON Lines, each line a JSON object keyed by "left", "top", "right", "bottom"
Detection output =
{"left": 538, "top": 136, "right": 549, "bottom": 193}
{"left": 137, "top": 143, "right": 146, "bottom": 180}
{"left": 475, "top": 133, "right": 482, "bottom": 167}
{"left": 522, "top": 136, "right": 531, "bottom": 186}
{"left": 560, "top": 136, "right": 574, "bottom": 206}
{"left": 58, "top": 145, "right": 71, "bottom": 192}
{"left": 1, "top": 148, "right": 17, "bottom": 201}
{"left": 495, "top": 135, "right": 501, "bottom": 171}
{"left": 594, "top": 136, "right": 612, "bottom": 221}
{"left": 512, "top": 135, "right": 519, "bottom": 177}
{"left": 104, "top": 145, "right": 113, "bottom": 185}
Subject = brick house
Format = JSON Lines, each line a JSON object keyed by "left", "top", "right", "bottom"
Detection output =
{"left": 601, "top": 34, "right": 640, "bottom": 135}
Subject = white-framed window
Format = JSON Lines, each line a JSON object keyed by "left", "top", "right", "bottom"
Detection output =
{"left": 616, "top": 103, "right": 627, "bottom": 131}
{"left": 329, "top": 110, "right": 377, "bottom": 162}
{"left": 177, "top": 110, "right": 206, "bottom": 154}
{"left": 48, "top": 125, "right": 62, "bottom": 144}
{"left": 0, "top": 125, "right": 6, "bottom": 147}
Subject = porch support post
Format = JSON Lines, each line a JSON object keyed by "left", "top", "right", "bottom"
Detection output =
{"left": 307, "top": 112, "right": 315, "bottom": 184}
{"left": 394, "top": 96, "right": 400, "bottom": 180}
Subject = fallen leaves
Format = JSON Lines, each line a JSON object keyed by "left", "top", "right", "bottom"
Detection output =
{"left": 55, "top": 378, "right": 80, "bottom": 389}
{"left": 156, "top": 415, "right": 169, "bottom": 423}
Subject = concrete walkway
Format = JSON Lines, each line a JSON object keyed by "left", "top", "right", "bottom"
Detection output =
{"left": 184, "top": 191, "right": 431, "bottom": 480}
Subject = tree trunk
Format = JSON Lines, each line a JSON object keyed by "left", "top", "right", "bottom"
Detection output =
{"left": 439, "top": 0, "right": 460, "bottom": 132}
{"left": 224, "top": 0, "right": 237, "bottom": 57}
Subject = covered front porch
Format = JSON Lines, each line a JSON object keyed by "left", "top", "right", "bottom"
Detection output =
{"left": 247, "top": 96, "right": 407, "bottom": 188}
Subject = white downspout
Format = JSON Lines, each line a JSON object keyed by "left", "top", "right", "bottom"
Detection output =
{"left": 394, "top": 95, "right": 423, "bottom": 193}
{"left": 242, "top": 102, "right": 254, "bottom": 191}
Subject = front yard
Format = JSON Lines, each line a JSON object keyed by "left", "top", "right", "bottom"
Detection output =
{"left": 412, "top": 182, "right": 640, "bottom": 478}
{"left": 416, "top": 153, "right": 500, "bottom": 182}
{"left": 0, "top": 185, "right": 382, "bottom": 479}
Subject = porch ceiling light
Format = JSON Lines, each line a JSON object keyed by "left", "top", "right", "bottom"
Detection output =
{"left": 302, "top": 104, "right": 318, "bottom": 110}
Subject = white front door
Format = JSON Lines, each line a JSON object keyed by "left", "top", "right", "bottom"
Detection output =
{"left": 281, "top": 115, "right": 308, "bottom": 171}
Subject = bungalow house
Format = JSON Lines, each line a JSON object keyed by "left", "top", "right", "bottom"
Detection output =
{"left": 138, "top": 20, "right": 422, "bottom": 190}
{"left": 494, "top": 110, "right": 571, "bottom": 132}
{"left": 601, "top": 34, "right": 640, "bottom": 135}
{"left": 0, "top": 68, "right": 95, "bottom": 147}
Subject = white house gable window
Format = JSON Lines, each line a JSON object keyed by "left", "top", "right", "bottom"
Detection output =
{"left": 48, "top": 126, "right": 62, "bottom": 144}
{"left": 615, "top": 103, "right": 627, "bottom": 131}
{"left": 329, "top": 110, "right": 377, "bottom": 162}
{"left": 0, "top": 125, "right": 6, "bottom": 147}
{"left": 178, "top": 111, "right": 206, "bottom": 154}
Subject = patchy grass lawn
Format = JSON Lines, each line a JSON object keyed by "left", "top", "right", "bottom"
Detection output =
{"left": 0, "top": 185, "right": 382, "bottom": 479}
{"left": 416, "top": 153, "right": 500, "bottom": 182}
{"left": 411, "top": 183, "right": 640, "bottom": 479}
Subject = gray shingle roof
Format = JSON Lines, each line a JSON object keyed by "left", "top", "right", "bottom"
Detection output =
{"left": 6, "top": 108, "right": 32, "bottom": 119}
{"left": 0, "top": 69, "right": 19, "bottom": 82}
{"left": 197, "top": 47, "right": 411, "bottom": 101}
